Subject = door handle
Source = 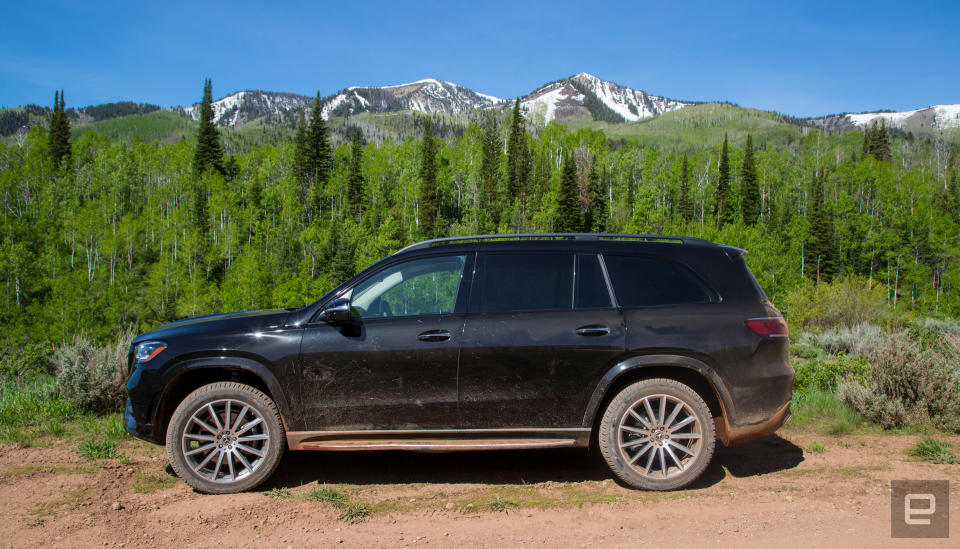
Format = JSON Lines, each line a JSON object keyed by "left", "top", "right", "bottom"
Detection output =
{"left": 575, "top": 325, "right": 610, "bottom": 336}
{"left": 418, "top": 330, "right": 451, "bottom": 342}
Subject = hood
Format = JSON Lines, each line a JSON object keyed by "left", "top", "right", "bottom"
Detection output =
{"left": 132, "top": 309, "right": 292, "bottom": 344}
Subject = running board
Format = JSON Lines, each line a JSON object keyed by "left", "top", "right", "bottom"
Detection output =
{"left": 286, "top": 428, "right": 590, "bottom": 452}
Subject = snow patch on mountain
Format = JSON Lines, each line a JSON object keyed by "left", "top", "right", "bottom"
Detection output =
{"left": 843, "top": 105, "right": 960, "bottom": 130}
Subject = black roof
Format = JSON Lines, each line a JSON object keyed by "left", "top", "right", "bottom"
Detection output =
{"left": 394, "top": 233, "right": 716, "bottom": 256}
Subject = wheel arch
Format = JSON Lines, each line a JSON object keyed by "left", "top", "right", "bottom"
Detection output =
{"left": 582, "top": 354, "right": 736, "bottom": 446}
{"left": 151, "top": 357, "right": 292, "bottom": 443}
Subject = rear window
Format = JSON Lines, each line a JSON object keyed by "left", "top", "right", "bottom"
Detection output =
{"left": 603, "top": 255, "right": 714, "bottom": 307}
{"left": 480, "top": 253, "right": 573, "bottom": 312}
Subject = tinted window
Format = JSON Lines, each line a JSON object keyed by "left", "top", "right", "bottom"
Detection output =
{"left": 576, "top": 254, "right": 612, "bottom": 309}
{"left": 480, "top": 254, "right": 573, "bottom": 312}
{"left": 351, "top": 255, "right": 466, "bottom": 318}
{"left": 603, "top": 255, "right": 713, "bottom": 307}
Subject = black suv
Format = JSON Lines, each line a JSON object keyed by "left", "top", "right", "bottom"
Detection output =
{"left": 125, "top": 233, "right": 793, "bottom": 493}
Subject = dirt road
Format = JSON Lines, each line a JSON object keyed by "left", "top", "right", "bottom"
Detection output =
{"left": 1, "top": 430, "right": 957, "bottom": 548}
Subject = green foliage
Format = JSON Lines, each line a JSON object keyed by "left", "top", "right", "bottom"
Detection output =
{"left": 790, "top": 389, "right": 865, "bottom": 435}
{"left": 505, "top": 99, "right": 529, "bottom": 199}
{"left": 909, "top": 436, "right": 958, "bottom": 464}
{"left": 77, "top": 439, "right": 117, "bottom": 460}
{"left": 809, "top": 441, "right": 825, "bottom": 453}
{"left": 715, "top": 134, "right": 733, "bottom": 226}
{"left": 555, "top": 150, "right": 581, "bottom": 232}
{"left": 418, "top": 117, "right": 438, "bottom": 236}
{"left": 804, "top": 170, "right": 836, "bottom": 282}
{"left": 800, "top": 323, "right": 886, "bottom": 358}
{"left": 192, "top": 79, "right": 224, "bottom": 176}
{"left": 48, "top": 90, "right": 72, "bottom": 169}
{"left": 53, "top": 329, "right": 132, "bottom": 413}
{"left": 0, "top": 374, "right": 74, "bottom": 437}
{"left": 781, "top": 277, "right": 888, "bottom": 330}
{"left": 739, "top": 134, "right": 759, "bottom": 224}
{"left": 677, "top": 154, "right": 693, "bottom": 221}
{"left": 793, "top": 354, "right": 871, "bottom": 393}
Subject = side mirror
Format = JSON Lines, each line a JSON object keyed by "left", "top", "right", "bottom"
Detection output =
{"left": 318, "top": 298, "right": 352, "bottom": 324}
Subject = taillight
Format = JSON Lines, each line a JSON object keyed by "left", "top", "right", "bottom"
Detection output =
{"left": 745, "top": 317, "right": 788, "bottom": 337}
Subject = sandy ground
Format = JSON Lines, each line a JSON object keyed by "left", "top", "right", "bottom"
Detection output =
{"left": 1, "top": 430, "right": 958, "bottom": 548}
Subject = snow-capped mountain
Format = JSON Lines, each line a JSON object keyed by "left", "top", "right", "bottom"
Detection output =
{"left": 809, "top": 105, "right": 960, "bottom": 133}
{"left": 520, "top": 73, "right": 694, "bottom": 124}
{"left": 177, "top": 79, "right": 503, "bottom": 127}
{"left": 323, "top": 79, "right": 502, "bottom": 119}
{"left": 178, "top": 91, "right": 311, "bottom": 127}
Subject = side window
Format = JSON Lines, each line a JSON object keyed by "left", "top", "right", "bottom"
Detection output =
{"left": 350, "top": 255, "right": 466, "bottom": 319}
{"left": 575, "top": 254, "right": 612, "bottom": 309}
{"left": 480, "top": 253, "right": 573, "bottom": 313}
{"left": 603, "top": 255, "right": 714, "bottom": 307}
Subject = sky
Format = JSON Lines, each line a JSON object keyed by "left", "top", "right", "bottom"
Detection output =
{"left": 1, "top": 0, "right": 958, "bottom": 118}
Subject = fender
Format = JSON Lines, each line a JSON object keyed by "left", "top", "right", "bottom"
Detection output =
{"left": 153, "top": 354, "right": 296, "bottom": 433}
{"left": 580, "top": 354, "right": 735, "bottom": 430}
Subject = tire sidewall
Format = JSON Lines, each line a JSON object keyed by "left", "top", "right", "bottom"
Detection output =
{"left": 166, "top": 382, "right": 285, "bottom": 494}
{"left": 599, "top": 378, "right": 716, "bottom": 491}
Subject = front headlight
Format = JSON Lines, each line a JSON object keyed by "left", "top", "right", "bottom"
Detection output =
{"left": 135, "top": 341, "right": 167, "bottom": 363}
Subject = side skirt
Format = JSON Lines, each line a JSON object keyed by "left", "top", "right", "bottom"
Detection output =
{"left": 286, "top": 428, "right": 591, "bottom": 452}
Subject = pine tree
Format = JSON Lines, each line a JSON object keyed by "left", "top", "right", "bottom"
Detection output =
{"left": 715, "top": 134, "right": 733, "bottom": 226}
{"left": 740, "top": 134, "right": 760, "bottom": 225}
{"left": 556, "top": 150, "right": 582, "bottom": 232}
{"left": 418, "top": 117, "right": 438, "bottom": 237}
{"left": 583, "top": 164, "right": 607, "bottom": 232}
{"left": 678, "top": 154, "right": 693, "bottom": 222}
{"left": 192, "top": 79, "right": 224, "bottom": 176}
{"left": 304, "top": 93, "right": 332, "bottom": 200}
{"left": 804, "top": 170, "right": 835, "bottom": 282}
{"left": 479, "top": 113, "right": 500, "bottom": 208}
{"left": 347, "top": 127, "right": 365, "bottom": 216}
{"left": 861, "top": 129, "right": 870, "bottom": 160}
{"left": 505, "top": 99, "right": 528, "bottom": 199}
{"left": 873, "top": 120, "right": 891, "bottom": 161}
{"left": 293, "top": 107, "right": 308, "bottom": 199}
{"left": 48, "top": 90, "right": 72, "bottom": 169}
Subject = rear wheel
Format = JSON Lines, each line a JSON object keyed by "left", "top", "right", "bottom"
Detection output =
{"left": 166, "top": 382, "right": 285, "bottom": 494}
{"left": 598, "top": 378, "right": 715, "bottom": 490}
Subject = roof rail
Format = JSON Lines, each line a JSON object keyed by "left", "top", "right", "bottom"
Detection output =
{"left": 394, "top": 233, "right": 712, "bottom": 255}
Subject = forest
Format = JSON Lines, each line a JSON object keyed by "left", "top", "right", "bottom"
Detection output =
{"left": 0, "top": 86, "right": 958, "bottom": 353}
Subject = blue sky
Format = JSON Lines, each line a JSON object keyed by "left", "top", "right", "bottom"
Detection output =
{"left": 1, "top": 0, "right": 957, "bottom": 117}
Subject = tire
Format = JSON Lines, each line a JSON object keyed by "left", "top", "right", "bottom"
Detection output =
{"left": 598, "top": 378, "right": 715, "bottom": 490}
{"left": 166, "top": 382, "right": 285, "bottom": 494}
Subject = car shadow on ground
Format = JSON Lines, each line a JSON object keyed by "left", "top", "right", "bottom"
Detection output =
{"left": 259, "top": 434, "right": 804, "bottom": 491}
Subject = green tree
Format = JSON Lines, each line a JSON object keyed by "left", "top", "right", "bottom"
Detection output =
{"left": 293, "top": 107, "right": 308, "bottom": 197}
{"left": 740, "top": 134, "right": 760, "bottom": 224}
{"left": 556, "top": 150, "right": 582, "bottom": 232}
{"left": 505, "top": 99, "right": 528, "bottom": 199}
{"left": 715, "top": 134, "right": 733, "bottom": 226}
{"left": 48, "top": 90, "right": 72, "bottom": 169}
{"left": 347, "top": 127, "right": 365, "bottom": 217}
{"left": 480, "top": 113, "right": 501, "bottom": 208}
{"left": 419, "top": 117, "right": 438, "bottom": 237}
{"left": 192, "top": 79, "right": 224, "bottom": 176}
{"left": 303, "top": 93, "right": 332, "bottom": 206}
{"left": 677, "top": 154, "right": 693, "bottom": 222}
{"left": 583, "top": 164, "right": 607, "bottom": 232}
{"left": 804, "top": 170, "right": 835, "bottom": 282}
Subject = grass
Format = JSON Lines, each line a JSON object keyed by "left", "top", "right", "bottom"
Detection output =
{"left": 0, "top": 374, "right": 75, "bottom": 445}
{"left": 77, "top": 439, "right": 117, "bottom": 460}
{"left": 264, "top": 487, "right": 292, "bottom": 500}
{"left": 909, "top": 436, "right": 959, "bottom": 464}
{"left": 487, "top": 495, "right": 519, "bottom": 513}
{"left": 809, "top": 441, "right": 826, "bottom": 453}
{"left": 789, "top": 389, "right": 866, "bottom": 435}
{"left": 305, "top": 485, "right": 372, "bottom": 524}
{"left": 132, "top": 470, "right": 178, "bottom": 493}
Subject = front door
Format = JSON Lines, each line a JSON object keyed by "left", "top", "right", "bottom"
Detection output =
{"left": 458, "top": 253, "right": 625, "bottom": 428}
{"left": 299, "top": 253, "right": 471, "bottom": 431}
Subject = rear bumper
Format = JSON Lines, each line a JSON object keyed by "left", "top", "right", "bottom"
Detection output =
{"left": 716, "top": 400, "right": 791, "bottom": 446}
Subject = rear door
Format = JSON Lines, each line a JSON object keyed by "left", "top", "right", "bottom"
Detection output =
{"left": 458, "top": 252, "right": 625, "bottom": 428}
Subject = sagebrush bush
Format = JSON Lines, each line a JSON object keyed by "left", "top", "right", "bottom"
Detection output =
{"left": 781, "top": 276, "right": 888, "bottom": 330}
{"left": 801, "top": 323, "right": 886, "bottom": 358}
{"left": 53, "top": 328, "right": 134, "bottom": 413}
{"left": 839, "top": 332, "right": 960, "bottom": 431}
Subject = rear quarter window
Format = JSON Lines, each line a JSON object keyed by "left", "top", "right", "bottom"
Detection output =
{"left": 603, "top": 255, "right": 716, "bottom": 307}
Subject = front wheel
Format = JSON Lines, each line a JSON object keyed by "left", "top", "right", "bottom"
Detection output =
{"left": 598, "top": 378, "right": 716, "bottom": 490}
{"left": 166, "top": 382, "right": 285, "bottom": 494}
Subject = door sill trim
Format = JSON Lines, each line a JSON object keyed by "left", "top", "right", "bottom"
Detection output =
{"left": 287, "top": 428, "right": 590, "bottom": 451}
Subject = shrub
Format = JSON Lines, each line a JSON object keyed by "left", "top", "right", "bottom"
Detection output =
{"left": 77, "top": 439, "right": 117, "bottom": 460}
{"left": 840, "top": 332, "right": 960, "bottom": 431}
{"left": 793, "top": 354, "right": 870, "bottom": 393}
{"left": 781, "top": 276, "right": 888, "bottom": 330}
{"left": 801, "top": 323, "right": 886, "bottom": 358}
{"left": 53, "top": 328, "right": 134, "bottom": 413}
{"left": 909, "top": 436, "right": 958, "bottom": 464}
{"left": 0, "top": 342, "right": 54, "bottom": 377}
